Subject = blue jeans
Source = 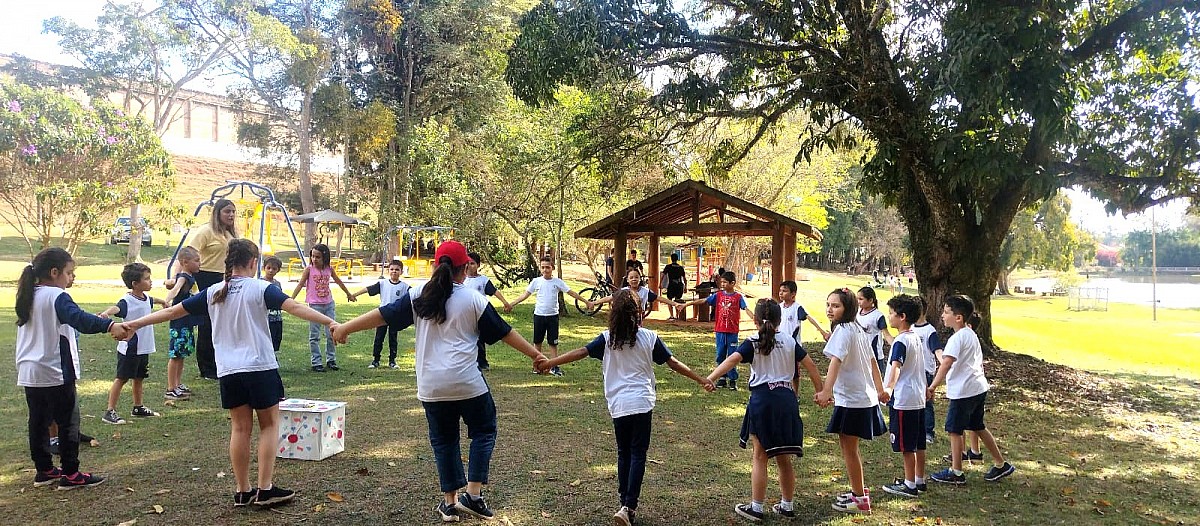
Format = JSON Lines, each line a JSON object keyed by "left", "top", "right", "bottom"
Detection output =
{"left": 924, "top": 372, "right": 936, "bottom": 438}
{"left": 422, "top": 392, "right": 497, "bottom": 492}
{"left": 614, "top": 411, "right": 652, "bottom": 510}
{"left": 308, "top": 302, "right": 337, "bottom": 365}
{"left": 715, "top": 332, "right": 739, "bottom": 381}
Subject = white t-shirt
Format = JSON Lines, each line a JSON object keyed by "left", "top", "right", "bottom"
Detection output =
{"left": 15, "top": 286, "right": 112, "bottom": 387}
{"left": 822, "top": 323, "right": 879, "bottom": 408}
{"left": 380, "top": 283, "right": 513, "bottom": 402}
{"left": 735, "top": 331, "right": 807, "bottom": 388}
{"left": 526, "top": 276, "right": 570, "bottom": 316}
{"left": 182, "top": 277, "right": 288, "bottom": 377}
{"left": 463, "top": 274, "right": 498, "bottom": 297}
{"left": 942, "top": 326, "right": 990, "bottom": 399}
{"left": 367, "top": 278, "right": 410, "bottom": 307}
{"left": 583, "top": 328, "right": 673, "bottom": 418}
{"left": 887, "top": 330, "right": 927, "bottom": 410}
{"left": 857, "top": 308, "right": 888, "bottom": 360}
{"left": 779, "top": 301, "right": 812, "bottom": 342}
{"left": 116, "top": 293, "right": 156, "bottom": 355}
{"left": 912, "top": 322, "right": 943, "bottom": 376}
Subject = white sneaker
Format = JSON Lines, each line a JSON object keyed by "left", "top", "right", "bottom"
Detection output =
{"left": 613, "top": 505, "right": 632, "bottom": 526}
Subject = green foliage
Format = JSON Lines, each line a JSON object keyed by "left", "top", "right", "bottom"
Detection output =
{"left": 1120, "top": 221, "right": 1200, "bottom": 267}
{"left": 1000, "top": 192, "right": 1085, "bottom": 276}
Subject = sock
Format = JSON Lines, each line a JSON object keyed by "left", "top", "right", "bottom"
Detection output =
{"left": 904, "top": 479, "right": 916, "bottom": 489}
{"left": 915, "top": 476, "right": 925, "bottom": 485}
{"left": 951, "top": 468, "right": 964, "bottom": 476}
{"left": 779, "top": 499, "right": 793, "bottom": 511}
{"left": 467, "top": 492, "right": 483, "bottom": 501}
{"left": 751, "top": 501, "right": 763, "bottom": 513}
{"left": 970, "top": 449, "right": 980, "bottom": 455}
{"left": 994, "top": 462, "right": 1006, "bottom": 469}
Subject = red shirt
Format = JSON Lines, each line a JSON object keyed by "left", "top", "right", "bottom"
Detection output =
{"left": 708, "top": 290, "right": 746, "bottom": 334}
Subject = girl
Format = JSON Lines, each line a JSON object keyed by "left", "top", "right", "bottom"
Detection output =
{"left": 331, "top": 240, "right": 547, "bottom": 522}
{"left": 16, "top": 248, "right": 125, "bottom": 489}
{"left": 291, "top": 243, "right": 355, "bottom": 372}
{"left": 856, "top": 286, "right": 894, "bottom": 374}
{"left": 189, "top": 198, "right": 238, "bottom": 380}
{"left": 125, "top": 239, "right": 337, "bottom": 507}
{"left": 542, "top": 290, "right": 714, "bottom": 525}
{"left": 708, "top": 299, "right": 824, "bottom": 522}
{"left": 464, "top": 252, "right": 510, "bottom": 371}
{"left": 817, "top": 288, "right": 889, "bottom": 514}
{"left": 593, "top": 268, "right": 682, "bottom": 322}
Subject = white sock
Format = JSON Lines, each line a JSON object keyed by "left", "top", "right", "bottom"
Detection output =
{"left": 779, "top": 499, "right": 793, "bottom": 511}
{"left": 951, "top": 468, "right": 964, "bottom": 476}
{"left": 904, "top": 479, "right": 916, "bottom": 489}
{"left": 915, "top": 476, "right": 925, "bottom": 485}
{"left": 751, "top": 501, "right": 763, "bottom": 513}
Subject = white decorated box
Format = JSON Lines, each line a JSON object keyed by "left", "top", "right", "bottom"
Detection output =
{"left": 277, "top": 399, "right": 346, "bottom": 460}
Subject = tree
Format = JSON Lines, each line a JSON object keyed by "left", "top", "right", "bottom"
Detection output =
{"left": 996, "top": 192, "right": 1084, "bottom": 294}
{"left": 0, "top": 81, "right": 174, "bottom": 255}
{"left": 506, "top": 0, "right": 1200, "bottom": 353}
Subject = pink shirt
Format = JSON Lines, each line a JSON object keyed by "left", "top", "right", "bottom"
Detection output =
{"left": 305, "top": 265, "right": 334, "bottom": 305}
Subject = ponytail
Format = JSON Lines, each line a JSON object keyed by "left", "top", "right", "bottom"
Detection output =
{"left": 413, "top": 256, "right": 461, "bottom": 324}
{"left": 753, "top": 298, "right": 781, "bottom": 355}
{"left": 16, "top": 248, "right": 74, "bottom": 327}
{"left": 213, "top": 239, "right": 259, "bottom": 304}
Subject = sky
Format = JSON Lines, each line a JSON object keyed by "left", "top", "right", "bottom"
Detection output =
{"left": 1, "top": 1, "right": 1191, "bottom": 237}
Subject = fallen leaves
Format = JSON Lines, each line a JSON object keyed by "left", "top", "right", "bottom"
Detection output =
{"left": 327, "top": 491, "right": 345, "bottom": 502}
{"left": 116, "top": 520, "right": 137, "bottom": 526}
{"left": 150, "top": 505, "right": 163, "bottom": 514}
{"left": 569, "top": 479, "right": 581, "bottom": 487}
{"left": 365, "top": 396, "right": 377, "bottom": 402}
{"left": 355, "top": 467, "right": 371, "bottom": 476}
{"left": 216, "top": 471, "right": 226, "bottom": 479}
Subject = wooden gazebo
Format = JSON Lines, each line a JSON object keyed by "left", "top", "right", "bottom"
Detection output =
{"left": 575, "top": 180, "right": 822, "bottom": 295}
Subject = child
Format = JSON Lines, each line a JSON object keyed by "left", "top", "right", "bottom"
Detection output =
{"left": 464, "top": 252, "right": 511, "bottom": 371}
{"left": 505, "top": 257, "right": 592, "bottom": 376}
{"left": 911, "top": 296, "right": 944, "bottom": 444}
{"left": 708, "top": 299, "right": 823, "bottom": 522}
{"left": 164, "top": 247, "right": 201, "bottom": 400}
{"left": 291, "top": 243, "right": 355, "bottom": 372}
{"left": 682, "top": 271, "right": 753, "bottom": 390}
{"left": 100, "top": 263, "right": 168, "bottom": 424}
{"left": 263, "top": 257, "right": 284, "bottom": 354}
{"left": 880, "top": 294, "right": 928, "bottom": 499}
{"left": 16, "top": 248, "right": 124, "bottom": 489}
{"left": 350, "top": 259, "right": 410, "bottom": 368}
{"left": 927, "top": 295, "right": 1016, "bottom": 485}
{"left": 541, "top": 290, "right": 714, "bottom": 525}
{"left": 123, "top": 239, "right": 337, "bottom": 507}
{"left": 778, "top": 280, "right": 830, "bottom": 343}
{"left": 856, "top": 286, "right": 894, "bottom": 375}
{"left": 816, "top": 288, "right": 889, "bottom": 514}
{"left": 594, "top": 268, "right": 682, "bottom": 322}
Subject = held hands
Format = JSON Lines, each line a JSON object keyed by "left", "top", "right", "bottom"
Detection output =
{"left": 503, "top": 304, "right": 513, "bottom": 313}
{"left": 330, "top": 322, "right": 347, "bottom": 344}
{"left": 815, "top": 390, "right": 834, "bottom": 408}
{"left": 820, "top": 329, "right": 831, "bottom": 341}
{"left": 109, "top": 322, "right": 132, "bottom": 341}
{"left": 925, "top": 386, "right": 936, "bottom": 401}
{"left": 878, "top": 389, "right": 891, "bottom": 405}
{"left": 700, "top": 377, "right": 716, "bottom": 392}
{"left": 346, "top": 293, "right": 357, "bottom": 303}
{"left": 532, "top": 354, "right": 550, "bottom": 374}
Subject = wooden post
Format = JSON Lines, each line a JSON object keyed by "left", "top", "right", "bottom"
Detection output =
{"left": 783, "top": 229, "right": 797, "bottom": 284}
{"left": 771, "top": 224, "right": 785, "bottom": 295}
{"left": 648, "top": 235, "right": 660, "bottom": 312}
{"left": 614, "top": 227, "right": 628, "bottom": 292}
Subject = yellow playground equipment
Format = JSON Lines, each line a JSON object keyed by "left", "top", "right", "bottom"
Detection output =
{"left": 385, "top": 226, "right": 455, "bottom": 278}
{"left": 676, "top": 241, "right": 725, "bottom": 282}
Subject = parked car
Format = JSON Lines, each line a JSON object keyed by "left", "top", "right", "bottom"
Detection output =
{"left": 110, "top": 217, "right": 152, "bottom": 246}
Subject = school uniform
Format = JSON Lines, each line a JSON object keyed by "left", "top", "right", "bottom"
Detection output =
{"left": 779, "top": 301, "right": 810, "bottom": 343}
{"left": 582, "top": 328, "right": 674, "bottom": 511}
{"left": 823, "top": 323, "right": 887, "bottom": 440}
{"left": 734, "top": 331, "right": 805, "bottom": 458}
{"left": 526, "top": 276, "right": 570, "bottom": 345}
{"left": 181, "top": 277, "right": 290, "bottom": 409}
{"left": 169, "top": 272, "right": 198, "bottom": 359}
{"left": 887, "top": 330, "right": 927, "bottom": 453}
{"left": 365, "top": 278, "right": 410, "bottom": 363}
{"left": 114, "top": 293, "right": 158, "bottom": 380}
{"left": 912, "top": 322, "right": 943, "bottom": 438}
{"left": 942, "top": 327, "right": 991, "bottom": 434}
{"left": 464, "top": 274, "right": 499, "bottom": 367}
{"left": 267, "top": 278, "right": 284, "bottom": 353}
{"left": 621, "top": 286, "right": 658, "bottom": 322}
{"left": 857, "top": 308, "right": 888, "bottom": 374}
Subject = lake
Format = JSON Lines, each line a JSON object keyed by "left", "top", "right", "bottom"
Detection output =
{"left": 1019, "top": 274, "right": 1200, "bottom": 309}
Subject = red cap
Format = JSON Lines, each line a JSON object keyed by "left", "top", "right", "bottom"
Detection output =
{"left": 433, "top": 240, "right": 471, "bottom": 267}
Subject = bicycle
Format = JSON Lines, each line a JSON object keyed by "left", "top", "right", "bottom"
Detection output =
{"left": 575, "top": 272, "right": 617, "bottom": 316}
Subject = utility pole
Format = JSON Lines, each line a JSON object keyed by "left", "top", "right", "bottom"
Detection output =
{"left": 1151, "top": 205, "right": 1157, "bottom": 322}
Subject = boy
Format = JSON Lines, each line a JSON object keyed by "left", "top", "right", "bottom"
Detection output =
{"left": 350, "top": 259, "right": 409, "bottom": 368}
{"left": 911, "top": 296, "right": 945, "bottom": 445}
{"left": 506, "top": 257, "right": 591, "bottom": 376}
{"left": 101, "top": 263, "right": 168, "bottom": 424}
{"left": 661, "top": 253, "right": 688, "bottom": 320}
{"left": 778, "top": 280, "right": 829, "bottom": 343}
{"left": 464, "top": 252, "right": 511, "bottom": 371}
{"left": 682, "top": 271, "right": 753, "bottom": 390}
{"left": 263, "top": 257, "right": 285, "bottom": 354}
{"left": 881, "top": 294, "right": 927, "bottom": 498}
{"left": 163, "top": 247, "right": 200, "bottom": 400}
{"left": 927, "top": 295, "right": 1016, "bottom": 484}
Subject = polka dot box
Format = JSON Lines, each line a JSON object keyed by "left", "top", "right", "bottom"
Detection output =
{"left": 277, "top": 398, "right": 347, "bottom": 460}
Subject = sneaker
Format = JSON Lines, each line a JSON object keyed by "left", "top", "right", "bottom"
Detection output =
{"left": 916, "top": 481, "right": 928, "bottom": 493}
{"left": 931, "top": 468, "right": 967, "bottom": 485}
{"left": 983, "top": 462, "right": 1016, "bottom": 482}
{"left": 455, "top": 492, "right": 494, "bottom": 520}
{"left": 56, "top": 471, "right": 104, "bottom": 490}
{"left": 728, "top": 380, "right": 738, "bottom": 391}
{"left": 312, "top": 365, "right": 326, "bottom": 372}
{"left": 389, "top": 362, "right": 398, "bottom": 369}
{"left": 550, "top": 366, "right": 564, "bottom": 377}
{"left": 48, "top": 437, "right": 60, "bottom": 456}
{"left": 253, "top": 485, "right": 295, "bottom": 507}
{"left": 326, "top": 361, "right": 339, "bottom": 371}
{"left": 33, "top": 467, "right": 62, "bottom": 487}
{"left": 716, "top": 378, "right": 727, "bottom": 389}
{"left": 614, "top": 505, "right": 633, "bottom": 526}
{"left": 771, "top": 502, "right": 796, "bottom": 518}
{"left": 436, "top": 500, "right": 461, "bottom": 522}
{"left": 831, "top": 493, "right": 871, "bottom": 514}
{"left": 882, "top": 482, "right": 920, "bottom": 498}
{"left": 102, "top": 409, "right": 127, "bottom": 425}
{"left": 943, "top": 450, "right": 984, "bottom": 463}
{"left": 234, "top": 488, "right": 258, "bottom": 507}
{"left": 926, "top": 433, "right": 936, "bottom": 444}
{"left": 177, "top": 383, "right": 192, "bottom": 393}
{"left": 131, "top": 405, "right": 160, "bottom": 418}
{"left": 734, "top": 503, "right": 764, "bottom": 522}
{"left": 368, "top": 361, "right": 379, "bottom": 369}
{"left": 165, "top": 387, "right": 190, "bottom": 400}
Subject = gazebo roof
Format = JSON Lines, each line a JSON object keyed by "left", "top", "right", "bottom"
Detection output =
{"left": 575, "top": 180, "right": 822, "bottom": 240}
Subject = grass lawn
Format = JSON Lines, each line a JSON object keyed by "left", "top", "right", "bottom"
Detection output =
{"left": 0, "top": 270, "right": 1196, "bottom": 525}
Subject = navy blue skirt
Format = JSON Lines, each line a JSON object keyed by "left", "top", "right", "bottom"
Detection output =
{"left": 739, "top": 384, "right": 804, "bottom": 458}
{"left": 826, "top": 405, "right": 887, "bottom": 440}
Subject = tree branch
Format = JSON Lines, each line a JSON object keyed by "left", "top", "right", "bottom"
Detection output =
{"left": 1068, "top": 0, "right": 1192, "bottom": 64}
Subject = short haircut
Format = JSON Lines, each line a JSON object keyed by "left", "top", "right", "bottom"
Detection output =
{"left": 263, "top": 256, "right": 283, "bottom": 269}
{"left": 630, "top": 249, "right": 637, "bottom": 255}
{"left": 388, "top": 258, "right": 404, "bottom": 269}
{"left": 121, "top": 262, "right": 151, "bottom": 288}
{"left": 539, "top": 256, "right": 553, "bottom": 265}
{"left": 467, "top": 252, "right": 482, "bottom": 264}
{"left": 670, "top": 253, "right": 679, "bottom": 262}
{"left": 886, "top": 294, "right": 922, "bottom": 325}
{"left": 780, "top": 280, "right": 798, "bottom": 294}
{"left": 177, "top": 246, "right": 200, "bottom": 262}
{"left": 721, "top": 271, "right": 736, "bottom": 283}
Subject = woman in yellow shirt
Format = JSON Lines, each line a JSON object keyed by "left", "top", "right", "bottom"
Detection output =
{"left": 189, "top": 199, "right": 238, "bottom": 379}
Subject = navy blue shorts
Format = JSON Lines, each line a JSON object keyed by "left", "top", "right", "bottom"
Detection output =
{"left": 219, "top": 369, "right": 285, "bottom": 410}
{"left": 115, "top": 352, "right": 149, "bottom": 380}
{"left": 888, "top": 407, "right": 927, "bottom": 452}
{"left": 945, "top": 391, "right": 988, "bottom": 434}
{"left": 826, "top": 405, "right": 886, "bottom": 440}
{"left": 532, "top": 314, "right": 559, "bottom": 345}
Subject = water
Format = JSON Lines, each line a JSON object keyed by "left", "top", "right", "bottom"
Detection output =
{"left": 1020, "top": 274, "right": 1200, "bottom": 309}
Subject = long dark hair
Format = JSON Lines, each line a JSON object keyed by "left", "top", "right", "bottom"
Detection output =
{"left": 311, "top": 243, "right": 331, "bottom": 270}
{"left": 209, "top": 198, "right": 237, "bottom": 238}
{"left": 754, "top": 299, "right": 781, "bottom": 355}
{"left": 944, "top": 294, "right": 982, "bottom": 328}
{"left": 413, "top": 255, "right": 463, "bottom": 324}
{"left": 857, "top": 286, "right": 878, "bottom": 309}
{"left": 828, "top": 288, "right": 858, "bottom": 329}
{"left": 607, "top": 289, "right": 642, "bottom": 349}
{"left": 16, "top": 248, "right": 74, "bottom": 327}
{"left": 213, "top": 239, "right": 259, "bottom": 304}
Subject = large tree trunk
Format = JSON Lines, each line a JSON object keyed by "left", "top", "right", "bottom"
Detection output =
{"left": 298, "top": 90, "right": 317, "bottom": 248}
{"left": 126, "top": 204, "right": 143, "bottom": 263}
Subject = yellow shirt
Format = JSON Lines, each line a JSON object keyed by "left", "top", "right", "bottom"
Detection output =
{"left": 190, "top": 225, "right": 235, "bottom": 273}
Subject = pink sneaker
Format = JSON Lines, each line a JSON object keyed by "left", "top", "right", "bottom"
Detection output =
{"left": 832, "top": 493, "right": 871, "bottom": 514}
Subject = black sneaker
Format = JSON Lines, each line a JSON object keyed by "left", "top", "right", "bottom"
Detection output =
{"left": 234, "top": 488, "right": 258, "bottom": 507}
{"left": 389, "top": 362, "right": 398, "bottom": 369}
{"left": 177, "top": 383, "right": 192, "bottom": 393}
{"left": 882, "top": 481, "right": 920, "bottom": 498}
{"left": 728, "top": 380, "right": 738, "bottom": 391}
{"left": 983, "top": 462, "right": 1016, "bottom": 482}
{"left": 435, "top": 500, "right": 461, "bottom": 522}
{"left": 326, "top": 361, "right": 339, "bottom": 371}
{"left": 943, "top": 450, "right": 984, "bottom": 463}
{"left": 253, "top": 485, "right": 295, "bottom": 507}
{"left": 312, "top": 365, "right": 326, "bottom": 372}
{"left": 734, "top": 503, "right": 764, "bottom": 522}
{"left": 550, "top": 366, "right": 564, "bottom": 376}
{"left": 56, "top": 471, "right": 104, "bottom": 490}
{"left": 165, "top": 387, "right": 190, "bottom": 401}
{"left": 33, "top": 467, "right": 62, "bottom": 487}
{"left": 102, "top": 409, "right": 127, "bottom": 425}
{"left": 131, "top": 405, "right": 160, "bottom": 417}
{"left": 716, "top": 378, "right": 727, "bottom": 389}
{"left": 48, "top": 437, "right": 60, "bottom": 456}
{"left": 771, "top": 502, "right": 796, "bottom": 518}
{"left": 931, "top": 468, "right": 966, "bottom": 485}
{"left": 455, "top": 492, "right": 494, "bottom": 520}
{"left": 368, "top": 361, "right": 379, "bottom": 369}
{"left": 916, "top": 481, "right": 928, "bottom": 493}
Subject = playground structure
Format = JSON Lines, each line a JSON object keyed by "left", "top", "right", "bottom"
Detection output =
{"left": 674, "top": 241, "right": 726, "bottom": 283}
{"left": 167, "top": 181, "right": 306, "bottom": 278}
{"left": 383, "top": 225, "right": 455, "bottom": 278}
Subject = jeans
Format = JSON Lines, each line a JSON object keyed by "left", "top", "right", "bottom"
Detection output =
{"left": 194, "top": 270, "right": 223, "bottom": 379}
{"left": 26, "top": 384, "right": 80, "bottom": 474}
{"left": 422, "top": 392, "right": 497, "bottom": 492}
{"left": 308, "top": 302, "right": 337, "bottom": 366}
{"left": 924, "top": 372, "right": 936, "bottom": 438}
{"left": 372, "top": 324, "right": 399, "bottom": 362}
{"left": 614, "top": 411, "right": 653, "bottom": 510}
{"left": 715, "top": 332, "right": 739, "bottom": 381}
